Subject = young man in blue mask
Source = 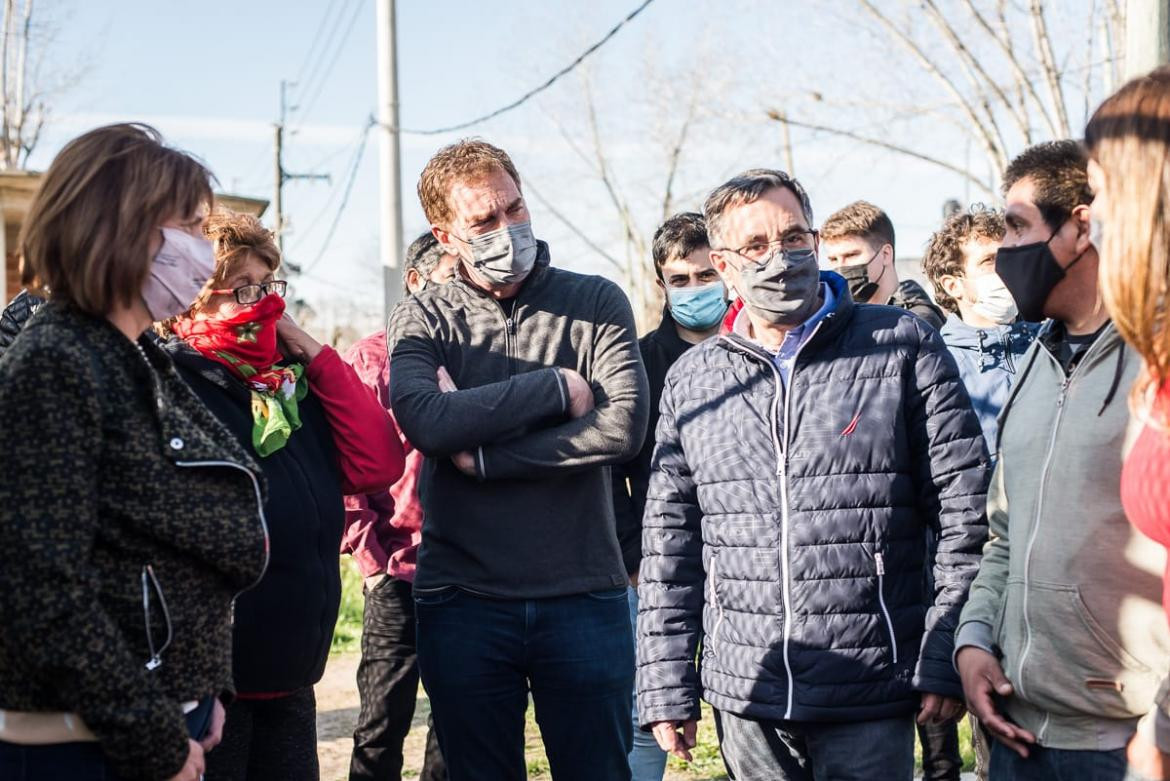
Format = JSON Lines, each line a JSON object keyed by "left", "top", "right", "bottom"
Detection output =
{"left": 612, "top": 211, "right": 726, "bottom": 781}
{"left": 956, "top": 140, "right": 1170, "bottom": 781}
{"left": 637, "top": 168, "right": 989, "bottom": 780}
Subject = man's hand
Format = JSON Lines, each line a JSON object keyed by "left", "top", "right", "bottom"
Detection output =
{"left": 165, "top": 740, "right": 205, "bottom": 781}
{"left": 1127, "top": 731, "right": 1170, "bottom": 779}
{"left": 918, "top": 693, "right": 965, "bottom": 726}
{"left": 652, "top": 720, "right": 698, "bottom": 762}
{"left": 559, "top": 368, "right": 595, "bottom": 419}
{"left": 436, "top": 367, "right": 476, "bottom": 473}
{"left": 629, "top": 570, "right": 639, "bottom": 588}
{"left": 957, "top": 646, "right": 1035, "bottom": 758}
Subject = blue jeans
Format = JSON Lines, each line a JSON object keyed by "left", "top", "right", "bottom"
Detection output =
{"left": 989, "top": 740, "right": 1143, "bottom": 780}
{"left": 713, "top": 709, "right": 915, "bottom": 781}
{"left": 415, "top": 587, "right": 634, "bottom": 781}
{"left": 0, "top": 741, "right": 129, "bottom": 780}
{"left": 628, "top": 585, "right": 668, "bottom": 781}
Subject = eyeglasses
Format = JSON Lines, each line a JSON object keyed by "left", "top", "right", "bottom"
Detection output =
{"left": 715, "top": 229, "right": 818, "bottom": 265}
{"left": 210, "top": 280, "right": 288, "bottom": 305}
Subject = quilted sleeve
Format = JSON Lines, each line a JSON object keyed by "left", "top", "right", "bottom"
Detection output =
{"left": 636, "top": 371, "right": 706, "bottom": 727}
{"left": 905, "top": 319, "right": 991, "bottom": 698}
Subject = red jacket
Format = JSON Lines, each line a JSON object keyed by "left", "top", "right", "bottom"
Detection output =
{"left": 340, "top": 331, "right": 423, "bottom": 583}
{"left": 1122, "top": 383, "right": 1170, "bottom": 623}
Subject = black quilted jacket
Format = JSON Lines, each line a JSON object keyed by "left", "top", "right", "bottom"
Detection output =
{"left": 0, "top": 303, "right": 269, "bottom": 780}
{"left": 636, "top": 272, "right": 989, "bottom": 727}
{"left": 0, "top": 289, "right": 45, "bottom": 358}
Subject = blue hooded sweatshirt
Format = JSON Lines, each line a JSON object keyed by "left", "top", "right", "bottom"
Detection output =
{"left": 938, "top": 314, "right": 1039, "bottom": 455}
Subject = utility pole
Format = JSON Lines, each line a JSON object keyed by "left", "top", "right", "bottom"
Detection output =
{"left": 1125, "top": 0, "right": 1170, "bottom": 78}
{"left": 376, "top": 0, "right": 405, "bottom": 322}
{"left": 273, "top": 79, "right": 330, "bottom": 258}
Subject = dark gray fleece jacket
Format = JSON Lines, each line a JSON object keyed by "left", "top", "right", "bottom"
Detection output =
{"left": 387, "top": 243, "right": 649, "bottom": 599}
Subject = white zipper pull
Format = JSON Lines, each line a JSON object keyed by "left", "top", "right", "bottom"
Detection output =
{"left": 875, "top": 552, "right": 886, "bottom": 576}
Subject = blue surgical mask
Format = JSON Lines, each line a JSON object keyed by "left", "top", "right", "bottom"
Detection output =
{"left": 667, "top": 282, "right": 728, "bottom": 331}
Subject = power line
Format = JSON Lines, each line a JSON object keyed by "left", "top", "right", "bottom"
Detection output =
{"left": 296, "top": 119, "right": 374, "bottom": 241}
{"left": 293, "top": 0, "right": 368, "bottom": 132}
{"left": 301, "top": 116, "right": 376, "bottom": 275}
{"left": 400, "top": 0, "right": 656, "bottom": 136}
{"left": 293, "top": 0, "right": 347, "bottom": 87}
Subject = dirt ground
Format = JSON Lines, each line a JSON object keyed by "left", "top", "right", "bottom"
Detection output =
{"left": 314, "top": 652, "right": 721, "bottom": 781}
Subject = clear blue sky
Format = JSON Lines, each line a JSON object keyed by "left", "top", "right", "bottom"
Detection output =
{"left": 34, "top": 0, "right": 1093, "bottom": 334}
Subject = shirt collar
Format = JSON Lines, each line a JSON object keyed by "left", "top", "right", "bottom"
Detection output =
{"left": 732, "top": 281, "right": 836, "bottom": 352}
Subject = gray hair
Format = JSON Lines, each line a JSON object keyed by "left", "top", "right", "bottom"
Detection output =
{"left": 703, "top": 168, "right": 814, "bottom": 247}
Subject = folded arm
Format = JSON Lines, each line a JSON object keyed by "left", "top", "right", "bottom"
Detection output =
{"left": 387, "top": 300, "right": 570, "bottom": 457}
{"left": 476, "top": 281, "right": 649, "bottom": 479}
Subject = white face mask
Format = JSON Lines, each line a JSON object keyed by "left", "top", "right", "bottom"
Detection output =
{"left": 141, "top": 227, "right": 216, "bottom": 321}
{"left": 459, "top": 221, "right": 538, "bottom": 286}
{"left": 970, "top": 272, "right": 1018, "bottom": 325}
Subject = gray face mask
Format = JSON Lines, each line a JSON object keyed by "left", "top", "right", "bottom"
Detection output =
{"left": 735, "top": 247, "right": 822, "bottom": 326}
{"left": 461, "top": 221, "right": 539, "bottom": 285}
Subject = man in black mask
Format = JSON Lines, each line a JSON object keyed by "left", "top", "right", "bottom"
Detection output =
{"left": 822, "top": 200, "right": 945, "bottom": 330}
{"left": 956, "top": 140, "right": 1170, "bottom": 781}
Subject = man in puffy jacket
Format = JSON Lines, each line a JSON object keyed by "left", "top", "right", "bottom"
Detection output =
{"left": 637, "top": 168, "right": 989, "bottom": 780}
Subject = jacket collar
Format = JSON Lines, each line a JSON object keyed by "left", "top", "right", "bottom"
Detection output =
{"left": 651, "top": 306, "right": 695, "bottom": 356}
{"left": 719, "top": 271, "right": 855, "bottom": 361}
{"left": 451, "top": 239, "right": 553, "bottom": 305}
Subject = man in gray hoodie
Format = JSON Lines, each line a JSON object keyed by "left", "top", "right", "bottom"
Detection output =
{"left": 956, "top": 140, "right": 1170, "bottom": 780}
{"left": 387, "top": 139, "right": 649, "bottom": 781}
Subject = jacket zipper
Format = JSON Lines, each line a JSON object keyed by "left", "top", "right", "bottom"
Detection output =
{"left": 1015, "top": 334, "right": 1111, "bottom": 741}
{"left": 720, "top": 318, "right": 826, "bottom": 720}
{"left": 708, "top": 554, "right": 724, "bottom": 647}
{"left": 141, "top": 564, "right": 173, "bottom": 671}
{"left": 492, "top": 299, "right": 521, "bottom": 377}
{"left": 174, "top": 460, "right": 271, "bottom": 593}
{"left": 875, "top": 552, "right": 899, "bottom": 664}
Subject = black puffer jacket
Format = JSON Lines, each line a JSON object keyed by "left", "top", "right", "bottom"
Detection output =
{"left": 165, "top": 340, "right": 345, "bottom": 694}
{"left": 0, "top": 303, "right": 268, "bottom": 780}
{"left": 0, "top": 289, "right": 45, "bottom": 358}
{"left": 636, "top": 272, "right": 989, "bottom": 727}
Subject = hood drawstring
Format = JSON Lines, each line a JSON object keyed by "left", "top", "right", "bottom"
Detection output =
{"left": 1099, "top": 343, "right": 1126, "bottom": 416}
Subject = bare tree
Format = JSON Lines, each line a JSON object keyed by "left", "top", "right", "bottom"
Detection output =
{"left": 766, "top": 0, "right": 1124, "bottom": 195}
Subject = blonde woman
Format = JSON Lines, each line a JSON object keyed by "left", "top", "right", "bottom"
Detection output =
{"left": 1089, "top": 65, "right": 1170, "bottom": 780}
{"left": 0, "top": 124, "right": 268, "bottom": 780}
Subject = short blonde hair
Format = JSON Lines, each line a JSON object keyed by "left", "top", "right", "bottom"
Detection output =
{"left": 1088, "top": 65, "right": 1170, "bottom": 413}
{"left": 20, "top": 123, "right": 213, "bottom": 315}
{"left": 417, "top": 139, "right": 522, "bottom": 227}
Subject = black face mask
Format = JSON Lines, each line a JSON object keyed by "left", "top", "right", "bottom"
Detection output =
{"left": 837, "top": 250, "right": 887, "bottom": 302}
{"left": 995, "top": 227, "right": 1087, "bottom": 322}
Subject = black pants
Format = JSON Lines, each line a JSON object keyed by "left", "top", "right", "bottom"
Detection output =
{"left": 350, "top": 576, "right": 445, "bottom": 781}
{"left": 0, "top": 741, "right": 130, "bottom": 781}
{"left": 205, "top": 687, "right": 319, "bottom": 781}
{"left": 916, "top": 719, "right": 961, "bottom": 781}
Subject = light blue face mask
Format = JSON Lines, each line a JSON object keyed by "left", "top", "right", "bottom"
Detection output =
{"left": 667, "top": 281, "right": 728, "bottom": 331}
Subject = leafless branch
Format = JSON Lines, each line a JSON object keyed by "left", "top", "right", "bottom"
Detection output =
{"left": 764, "top": 109, "right": 997, "bottom": 197}
{"left": 1028, "top": 0, "right": 1071, "bottom": 136}
{"left": 860, "top": 0, "right": 1005, "bottom": 178}
{"left": 524, "top": 179, "right": 625, "bottom": 274}
{"left": 661, "top": 77, "right": 699, "bottom": 223}
{"left": 922, "top": 0, "right": 1030, "bottom": 146}
{"left": 959, "top": 0, "right": 1058, "bottom": 139}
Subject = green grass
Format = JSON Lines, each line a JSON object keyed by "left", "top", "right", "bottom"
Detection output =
{"left": 331, "top": 556, "right": 365, "bottom": 654}
{"left": 331, "top": 559, "right": 976, "bottom": 777}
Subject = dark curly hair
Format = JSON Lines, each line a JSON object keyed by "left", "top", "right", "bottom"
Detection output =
{"left": 922, "top": 207, "right": 1005, "bottom": 314}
